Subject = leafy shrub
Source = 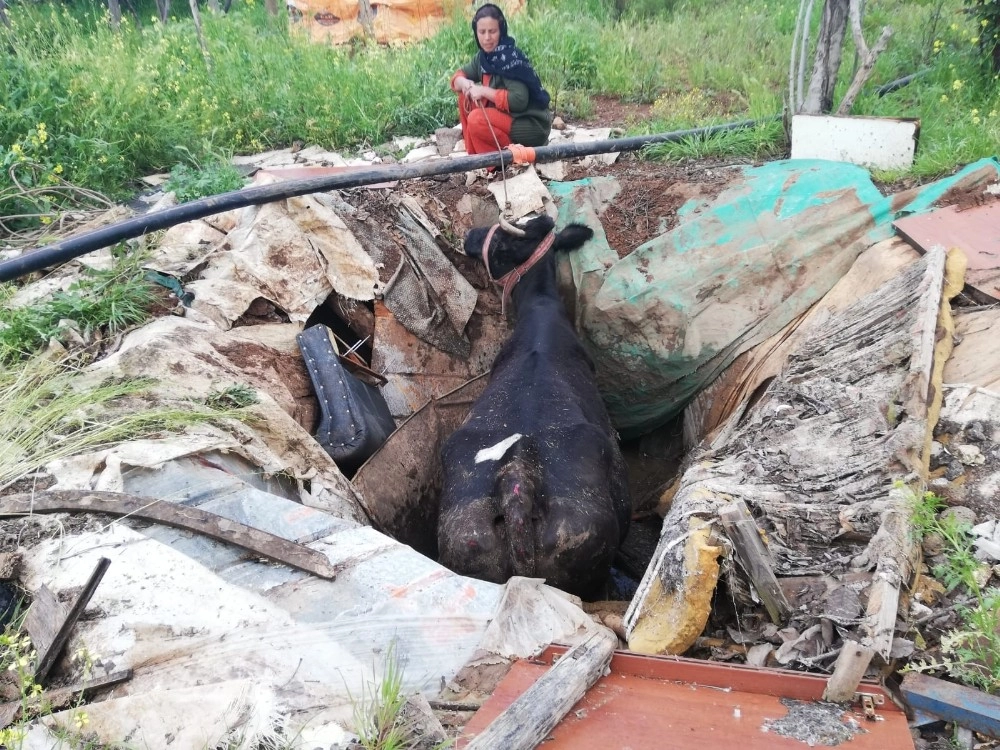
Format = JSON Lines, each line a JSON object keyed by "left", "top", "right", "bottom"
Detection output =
{"left": 964, "top": 0, "right": 1000, "bottom": 72}
{"left": 163, "top": 159, "right": 246, "bottom": 203}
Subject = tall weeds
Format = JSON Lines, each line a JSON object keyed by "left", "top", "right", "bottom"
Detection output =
{"left": 0, "top": 0, "right": 997, "bottom": 227}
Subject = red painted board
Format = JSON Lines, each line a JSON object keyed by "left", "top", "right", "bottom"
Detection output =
{"left": 893, "top": 201, "right": 1000, "bottom": 301}
{"left": 458, "top": 647, "right": 914, "bottom": 749}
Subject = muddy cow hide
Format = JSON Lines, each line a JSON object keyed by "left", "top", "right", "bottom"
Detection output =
{"left": 437, "top": 215, "right": 631, "bottom": 600}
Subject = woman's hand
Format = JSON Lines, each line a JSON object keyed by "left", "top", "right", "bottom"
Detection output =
{"left": 454, "top": 76, "right": 474, "bottom": 95}
{"left": 467, "top": 84, "right": 496, "bottom": 104}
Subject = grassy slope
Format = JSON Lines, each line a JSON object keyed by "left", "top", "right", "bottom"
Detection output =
{"left": 0, "top": 0, "right": 997, "bottom": 209}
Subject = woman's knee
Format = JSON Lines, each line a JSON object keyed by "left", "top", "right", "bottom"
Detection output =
{"left": 467, "top": 108, "right": 488, "bottom": 129}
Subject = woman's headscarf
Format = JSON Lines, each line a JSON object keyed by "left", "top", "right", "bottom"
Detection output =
{"left": 472, "top": 3, "right": 550, "bottom": 110}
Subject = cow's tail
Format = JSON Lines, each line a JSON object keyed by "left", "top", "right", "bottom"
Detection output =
{"left": 492, "top": 437, "right": 540, "bottom": 578}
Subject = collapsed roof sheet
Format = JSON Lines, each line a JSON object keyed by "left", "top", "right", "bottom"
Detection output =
{"left": 550, "top": 158, "right": 1000, "bottom": 439}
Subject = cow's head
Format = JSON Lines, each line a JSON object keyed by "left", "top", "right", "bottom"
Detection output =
{"left": 464, "top": 215, "right": 594, "bottom": 280}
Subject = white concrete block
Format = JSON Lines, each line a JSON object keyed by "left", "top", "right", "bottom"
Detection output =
{"left": 790, "top": 114, "right": 918, "bottom": 171}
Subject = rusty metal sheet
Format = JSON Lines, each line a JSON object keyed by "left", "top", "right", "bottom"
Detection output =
{"left": 459, "top": 646, "right": 913, "bottom": 749}
{"left": 894, "top": 200, "right": 1000, "bottom": 302}
{"left": 372, "top": 300, "right": 508, "bottom": 418}
{"left": 353, "top": 374, "right": 489, "bottom": 558}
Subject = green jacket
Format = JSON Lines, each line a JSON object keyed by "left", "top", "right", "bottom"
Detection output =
{"left": 461, "top": 53, "right": 552, "bottom": 147}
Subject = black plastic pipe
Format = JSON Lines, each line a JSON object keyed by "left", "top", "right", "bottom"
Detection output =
{"left": 876, "top": 69, "right": 930, "bottom": 97}
{"left": 0, "top": 117, "right": 772, "bottom": 282}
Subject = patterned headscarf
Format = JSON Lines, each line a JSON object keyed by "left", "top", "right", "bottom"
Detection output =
{"left": 473, "top": 4, "right": 551, "bottom": 110}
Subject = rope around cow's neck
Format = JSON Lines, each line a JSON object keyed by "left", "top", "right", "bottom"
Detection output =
{"left": 481, "top": 223, "right": 555, "bottom": 316}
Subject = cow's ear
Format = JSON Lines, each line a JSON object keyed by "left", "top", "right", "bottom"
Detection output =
{"left": 554, "top": 224, "right": 594, "bottom": 251}
{"left": 463, "top": 226, "right": 490, "bottom": 257}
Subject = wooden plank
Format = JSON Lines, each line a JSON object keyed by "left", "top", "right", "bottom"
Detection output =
{"left": 718, "top": 501, "right": 790, "bottom": 624}
{"left": 0, "top": 670, "right": 132, "bottom": 729}
{"left": 823, "top": 643, "right": 875, "bottom": 702}
{"left": 901, "top": 672, "right": 1000, "bottom": 739}
{"left": 0, "top": 490, "right": 337, "bottom": 580}
{"left": 21, "top": 584, "right": 66, "bottom": 677}
{"left": 25, "top": 557, "right": 110, "bottom": 683}
{"left": 462, "top": 627, "right": 617, "bottom": 750}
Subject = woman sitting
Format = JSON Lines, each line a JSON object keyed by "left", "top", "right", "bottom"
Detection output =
{"left": 450, "top": 3, "right": 552, "bottom": 157}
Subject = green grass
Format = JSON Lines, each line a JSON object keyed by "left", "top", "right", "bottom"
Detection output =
{"left": 0, "top": 352, "right": 256, "bottom": 492}
{"left": 0, "top": 0, "right": 997, "bottom": 229}
{"left": 0, "top": 246, "right": 156, "bottom": 363}
{"left": 906, "top": 490, "right": 1000, "bottom": 693}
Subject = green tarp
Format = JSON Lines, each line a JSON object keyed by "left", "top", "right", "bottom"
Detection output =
{"left": 551, "top": 157, "right": 1000, "bottom": 439}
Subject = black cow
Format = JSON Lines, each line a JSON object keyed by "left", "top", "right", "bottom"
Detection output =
{"left": 437, "top": 214, "right": 631, "bottom": 600}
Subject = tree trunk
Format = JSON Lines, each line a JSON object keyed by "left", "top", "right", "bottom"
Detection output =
{"left": 155, "top": 0, "right": 170, "bottom": 23}
{"left": 835, "top": 0, "right": 892, "bottom": 114}
{"left": 122, "top": 0, "right": 143, "bottom": 26}
{"left": 265, "top": 0, "right": 278, "bottom": 15}
{"left": 108, "top": 0, "right": 122, "bottom": 29}
{"left": 188, "top": 0, "right": 213, "bottom": 71}
{"left": 801, "top": 0, "right": 850, "bottom": 113}
{"left": 357, "top": 0, "right": 375, "bottom": 37}
{"left": 0, "top": 0, "right": 10, "bottom": 28}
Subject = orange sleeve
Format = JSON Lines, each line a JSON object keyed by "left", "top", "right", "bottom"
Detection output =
{"left": 494, "top": 89, "right": 510, "bottom": 112}
{"left": 450, "top": 70, "right": 466, "bottom": 92}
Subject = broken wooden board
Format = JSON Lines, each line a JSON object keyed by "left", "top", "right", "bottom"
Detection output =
{"left": 0, "top": 670, "right": 132, "bottom": 729}
{"left": 625, "top": 247, "right": 964, "bottom": 687}
{"left": 460, "top": 645, "right": 913, "bottom": 749}
{"left": 944, "top": 307, "right": 1000, "bottom": 392}
{"left": 683, "top": 237, "right": 920, "bottom": 449}
{"left": 893, "top": 198, "right": 1000, "bottom": 303}
{"left": 0, "top": 491, "right": 338, "bottom": 579}
{"left": 23, "top": 557, "right": 109, "bottom": 683}
{"left": 353, "top": 374, "right": 489, "bottom": 557}
{"left": 462, "top": 627, "right": 617, "bottom": 750}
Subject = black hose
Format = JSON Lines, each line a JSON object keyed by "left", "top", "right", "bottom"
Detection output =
{"left": 876, "top": 69, "right": 930, "bottom": 97}
{"left": 0, "top": 117, "right": 773, "bottom": 282}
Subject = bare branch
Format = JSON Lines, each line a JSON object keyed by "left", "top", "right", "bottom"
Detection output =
{"left": 835, "top": 0, "right": 893, "bottom": 114}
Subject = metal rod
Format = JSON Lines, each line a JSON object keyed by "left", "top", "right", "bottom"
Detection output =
{"left": 0, "top": 118, "right": 774, "bottom": 282}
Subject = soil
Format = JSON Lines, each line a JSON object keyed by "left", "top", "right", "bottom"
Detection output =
{"left": 563, "top": 155, "right": 741, "bottom": 257}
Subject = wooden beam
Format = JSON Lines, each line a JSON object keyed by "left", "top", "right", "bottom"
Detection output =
{"left": 823, "top": 642, "right": 875, "bottom": 703}
{"left": 902, "top": 672, "right": 1000, "bottom": 739}
{"left": 463, "top": 628, "right": 617, "bottom": 750}
{"left": 0, "top": 490, "right": 337, "bottom": 580}
{"left": 24, "top": 557, "right": 110, "bottom": 683}
{"left": 0, "top": 670, "right": 132, "bottom": 729}
{"left": 718, "top": 501, "right": 791, "bottom": 624}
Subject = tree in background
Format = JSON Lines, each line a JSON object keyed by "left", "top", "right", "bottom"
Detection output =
{"left": 790, "top": 0, "right": 892, "bottom": 115}
{"left": 966, "top": 0, "right": 1000, "bottom": 72}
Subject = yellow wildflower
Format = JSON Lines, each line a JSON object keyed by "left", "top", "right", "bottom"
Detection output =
{"left": 940, "top": 94, "right": 949, "bottom": 103}
{"left": 73, "top": 711, "right": 89, "bottom": 730}
{"left": 953, "top": 79, "right": 964, "bottom": 90}
{"left": 53, "top": 164, "right": 63, "bottom": 174}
